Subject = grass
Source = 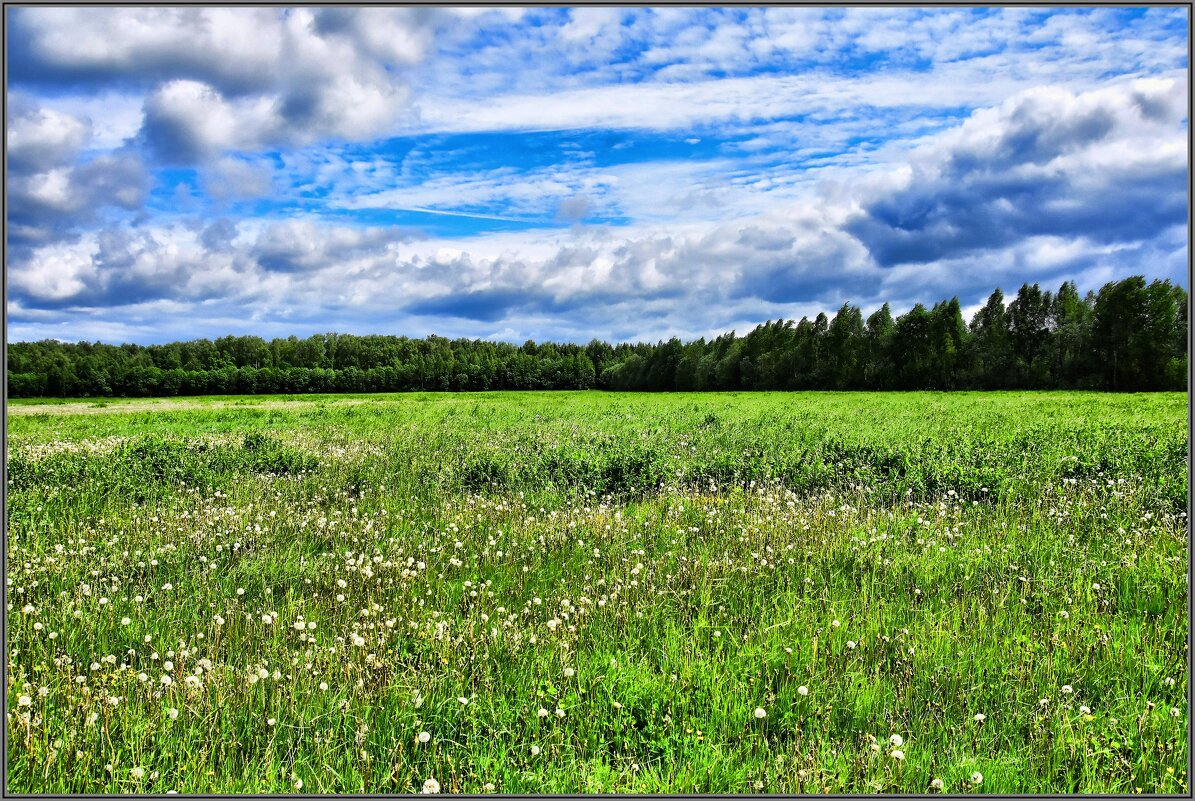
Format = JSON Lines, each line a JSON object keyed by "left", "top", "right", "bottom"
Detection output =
{"left": 5, "top": 391, "right": 1189, "bottom": 793}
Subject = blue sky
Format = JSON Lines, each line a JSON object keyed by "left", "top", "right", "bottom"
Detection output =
{"left": 6, "top": 6, "right": 1189, "bottom": 345}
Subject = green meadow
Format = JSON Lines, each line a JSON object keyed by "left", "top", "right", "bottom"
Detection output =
{"left": 5, "top": 391, "right": 1188, "bottom": 793}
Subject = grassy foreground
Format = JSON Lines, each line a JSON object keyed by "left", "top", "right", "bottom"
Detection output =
{"left": 5, "top": 391, "right": 1189, "bottom": 794}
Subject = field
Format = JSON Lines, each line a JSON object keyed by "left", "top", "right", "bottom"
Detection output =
{"left": 5, "top": 391, "right": 1189, "bottom": 794}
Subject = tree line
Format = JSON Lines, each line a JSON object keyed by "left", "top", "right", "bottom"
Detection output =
{"left": 7, "top": 276, "right": 1187, "bottom": 398}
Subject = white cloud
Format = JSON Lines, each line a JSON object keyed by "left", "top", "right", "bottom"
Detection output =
{"left": 10, "top": 7, "right": 515, "bottom": 160}
{"left": 6, "top": 105, "right": 91, "bottom": 172}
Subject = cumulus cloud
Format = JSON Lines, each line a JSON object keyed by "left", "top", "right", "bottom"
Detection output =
{"left": 6, "top": 103, "right": 92, "bottom": 173}
{"left": 847, "top": 77, "right": 1188, "bottom": 267}
{"left": 9, "top": 7, "right": 502, "bottom": 160}
{"left": 8, "top": 146, "right": 149, "bottom": 248}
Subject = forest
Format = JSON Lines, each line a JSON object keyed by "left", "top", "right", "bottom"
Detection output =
{"left": 7, "top": 276, "right": 1187, "bottom": 397}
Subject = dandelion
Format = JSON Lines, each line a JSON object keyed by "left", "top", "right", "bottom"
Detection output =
{"left": 831, "top": 619, "right": 841, "bottom": 628}
{"left": 319, "top": 682, "right": 329, "bottom": 691}
{"left": 530, "top": 745, "right": 541, "bottom": 756}
{"left": 160, "top": 675, "right": 172, "bottom": 686}
{"left": 1039, "top": 698, "right": 1049, "bottom": 707}
{"left": 261, "top": 614, "right": 273, "bottom": 625}
{"left": 930, "top": 778, "right": 944, "bottom": 791}
{"left": 846, "top": 640, "right": 857, "bottom": 650}
{"left": 563, "top": 667, "right": 575, "bottom": 678}
{"left": 137, "top": 672, "right": 149, "bottom": 682}
{"left": 754, "top": 707, "right": 767, "bottom": 719}
{"left": 1061, "top": 685, "right": 1073, "bottom": 694}
{"left": 267, "top": 718, "right": 276, "bottom": 727}
{"left": 555, "top": 708, "right": 565, "bottom": 718}
{"left": 168, "top": 707, "right": 179, "bottom": 719}
{"left": 457, "top": 697, "right": 469, "bottom": 705}
{"left": 422, "top": 778, "right": 440, "bottom": 794}
{"left": 797, "top": 685, "right": 809, "bottom": 697}
{"left": 1170, "top": 707, "right": 1181, "bottom": 718}
{"left": 163, "top": 661, "right": 173, "bottom": 671}
{"left": 890, "top": 749, "right": 905, "bottom": 761}
{"left": 121, "top": 617, "right": 132, "bottom": 626}
{"left": 417, "top": 731, "right": 431, "bottom": 744}
{"left": 538, "top": 708, "right": 549, "bottom": 718}
{"left": 970, "top": 772, "right": 983, "bottom": 786}
{"left": 17, "top": 695, "right": 31, "bottom": 707}
{"left": 974, "top": 713, "right": 986, "bottom": 723}
{"left": 352, "top": 635, "right": 365, "bottom": 647}
{"left": 889, "top": 734, "right": 903, "bottom": 747}
{"left": 131, "top": 767, "right": 145, "bottom": 780}
{"left": 1079, "top": 705, "right": 1091, "bottom": 715}
{"left": 294, "top": 779, "right": 303, "bottom": 790}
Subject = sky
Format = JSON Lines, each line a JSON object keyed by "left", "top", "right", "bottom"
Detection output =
{"left": 5, "top": 6, "right": 1190, "bottom": 346}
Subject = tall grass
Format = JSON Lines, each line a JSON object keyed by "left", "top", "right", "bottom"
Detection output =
{"left": 6, "top": 391, "right": 1188, "bottom": 793}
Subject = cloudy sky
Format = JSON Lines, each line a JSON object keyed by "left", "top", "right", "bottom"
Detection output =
{"left": 6, "top": 6, "right": 1189, "bottom": 345}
